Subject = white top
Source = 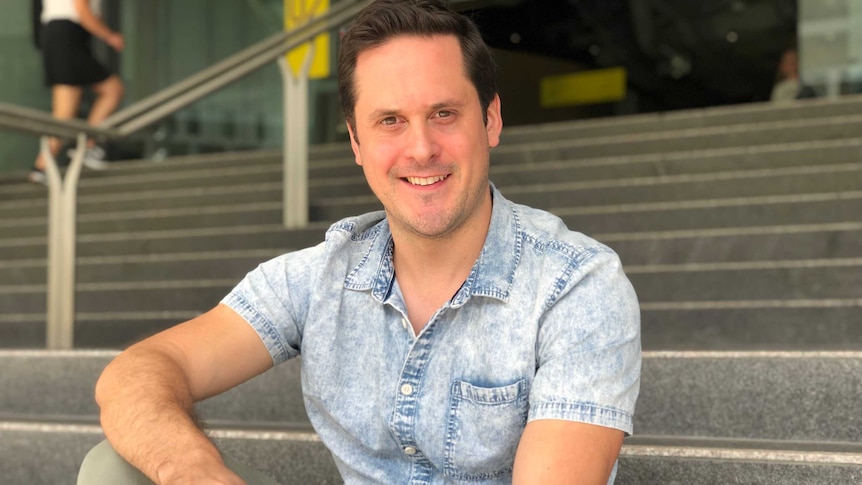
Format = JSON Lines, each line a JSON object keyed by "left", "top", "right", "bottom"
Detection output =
{"left": 770, "top": 78, "right": 800, "bottom": 104}
{"left": 41, "top": 0, "right": 102, "bottom": 23}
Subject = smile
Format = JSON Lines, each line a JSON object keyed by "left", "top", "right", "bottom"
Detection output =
{"left": 406, "top": 175, "right": 448, "bottom": 186}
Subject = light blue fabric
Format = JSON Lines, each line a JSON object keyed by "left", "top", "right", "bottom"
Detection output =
{"left": 222, "top": 185, "right": 641, "bottom": 484}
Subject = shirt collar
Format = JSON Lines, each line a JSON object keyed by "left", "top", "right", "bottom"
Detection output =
{"left": 344, "top": 184, "right": 521, "bottom": 305}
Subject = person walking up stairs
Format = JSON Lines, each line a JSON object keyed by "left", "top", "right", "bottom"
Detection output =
{"left": 29, "top": 0, "right": 124, "bottom": 185}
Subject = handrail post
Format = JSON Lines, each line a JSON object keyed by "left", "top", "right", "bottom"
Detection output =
{"left": 44, "top": 132, "right": 87, "bottom": 349}
{"left": 279, "top": 47, "right": 313, "bottom": 229}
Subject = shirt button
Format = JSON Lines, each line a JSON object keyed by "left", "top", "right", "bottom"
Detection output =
{"left": 401, "top": 318, "right": 408, "bottom": 329}
{"left": 400, "top": 383, "right": 413, "bottom": 396}
{"left": 404, "top": 446, "right": 417, "bottom": 456}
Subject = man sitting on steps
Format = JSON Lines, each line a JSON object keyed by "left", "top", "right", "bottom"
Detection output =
{"left": 78, "top": 1, "right": 641, "bottom": 483}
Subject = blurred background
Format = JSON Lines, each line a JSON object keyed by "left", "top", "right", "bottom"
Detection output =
{"left": 1, "top": 0, "right": 861, "bottom": 173}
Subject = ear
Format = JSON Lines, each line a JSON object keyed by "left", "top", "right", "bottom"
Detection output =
{"left": 485, "top": 94, "right": 503, "bottom": 148}
{"left": 346, "top": 121, "right": 363, "bottom": 166}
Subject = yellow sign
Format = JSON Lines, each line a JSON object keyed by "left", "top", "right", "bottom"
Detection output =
{"left": 540, "top": 67, "right": 627, "bottom": 107}
{"left": 284, "top": 0, "right": 330, "bottom": 79}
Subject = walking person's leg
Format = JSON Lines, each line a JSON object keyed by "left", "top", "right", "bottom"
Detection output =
{"left": 74, "top": 74, "right": 125, "bottom": 169}
{"left": 30, "top": 84, "right": 83, "bottom": 183}
{"left": 87, "top": 74, "right": 123, "bottom": 127}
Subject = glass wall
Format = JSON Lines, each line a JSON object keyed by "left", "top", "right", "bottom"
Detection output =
{"left": 0, "top": 3, "right": 49, "bottom": 173}
{"left": 799, "top": 0, "right": 862, "bottom": 96}
{"left": 116, "top": 0, "right": 348, "bottom": 161}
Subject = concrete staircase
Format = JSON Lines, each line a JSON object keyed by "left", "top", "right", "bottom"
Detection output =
{"left": 2, "top": 94, "right": 862, "bottom": 483}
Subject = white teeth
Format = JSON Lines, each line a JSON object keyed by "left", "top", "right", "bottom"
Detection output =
{"left": 406, "top": 175, "right": 446, "bottom": 186}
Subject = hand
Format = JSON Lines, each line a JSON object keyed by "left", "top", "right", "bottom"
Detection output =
{"left": 105, "top": 32, "right": 125, "bottom": 52}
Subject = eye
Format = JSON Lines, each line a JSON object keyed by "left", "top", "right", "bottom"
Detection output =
{"left": 380, "top": 116, "right": 398, "bottom": 126}
{"left": 436, "top": 110, "right": 453, "bottom": 118}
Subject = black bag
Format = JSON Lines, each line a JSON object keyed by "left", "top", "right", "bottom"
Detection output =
{"left": 32, "top": 0, "right": 43, "bottom": 49}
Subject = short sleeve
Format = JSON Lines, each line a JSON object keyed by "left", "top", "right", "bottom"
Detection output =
{"left": 528, "top": 248, "right": 641, "bottom": 435}
{"left": 221, "top": 245, "right": 323, "bottom": 365}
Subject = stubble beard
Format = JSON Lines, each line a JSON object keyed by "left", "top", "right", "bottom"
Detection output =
{"left": 390, "top": 175, "right": 490, "bottom": 241}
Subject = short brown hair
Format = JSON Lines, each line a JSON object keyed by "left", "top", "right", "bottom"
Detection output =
{"left": 338, "top": 0, "right": 497, "bottom": 136}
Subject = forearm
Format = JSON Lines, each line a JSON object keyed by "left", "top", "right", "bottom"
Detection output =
{"left": 95, "top": 345, "right": 229, "bottom": 484}
{"left": 512, "top": 420, "right": 623, "bottom": 485}
{"left": 76, "top": 10, "right": 115, "bottom": 41}
{"left": 72, "top": 0, "right": 121, "bottom": 47}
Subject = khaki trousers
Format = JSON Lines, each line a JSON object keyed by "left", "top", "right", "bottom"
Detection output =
{"left": 77, "top": 439, "right": 280, "bottom": 485}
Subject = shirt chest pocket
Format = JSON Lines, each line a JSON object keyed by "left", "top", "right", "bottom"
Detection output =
{"left": 443, "top": 378, "right": 528, "bottom": 481}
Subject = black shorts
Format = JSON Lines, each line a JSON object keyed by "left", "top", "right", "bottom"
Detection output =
{"left": 41, "top": 20, "right": 111, "bottom": 87}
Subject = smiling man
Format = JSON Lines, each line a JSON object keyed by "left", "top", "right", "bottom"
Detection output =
{"left": 79, "top": 1, "right": 640, "bottom": 484}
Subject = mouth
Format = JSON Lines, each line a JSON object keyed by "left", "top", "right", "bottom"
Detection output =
{"left": 405, "top": 175, "right": 448, "bottom": 186}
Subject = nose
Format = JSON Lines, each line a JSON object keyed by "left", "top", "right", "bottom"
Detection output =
{"left": 404, "top": 122, "right": 438, "bottom": 163}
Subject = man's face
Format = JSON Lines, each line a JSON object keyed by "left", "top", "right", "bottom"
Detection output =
{"left": 347, "top": 34, "right": 502, "bottom": 240}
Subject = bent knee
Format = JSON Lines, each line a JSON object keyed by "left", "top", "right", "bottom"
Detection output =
{"left": 94, "top": 76, "right": 124, "bottom": 97}
{"left": 77, "top": 439, "right": 153, "bottom": 485}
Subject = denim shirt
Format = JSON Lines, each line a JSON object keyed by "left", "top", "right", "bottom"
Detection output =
{"left": 222, "top": 185, "right": 641, "bottom": 484}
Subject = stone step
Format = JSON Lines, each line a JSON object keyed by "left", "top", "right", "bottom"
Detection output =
{"left": 0, "top": 313, "right": 200, "bottom": 349}
{"left": 7, "top": 180, "right": 861, "bottom": 243}
{"left": 628, "top": 262, "right": 862, "bottom": 301}
{"left": 5, "top": 302, "right": 861, "bottom": 349}
{"left": 72, "top": 163, "right": 363, "bottom": 198}
{"left": 489, "top": 114, "right": 862, "bottom": 165}
{"left": 10, "top": 207, "right": 861, "bottom": 285}
{"left": 1, "top": 281, "right": 234, "bottom": 315}
{"left": 491, "top": 138, "right": 862, "bottom": 188}
{"left": 2, "top": 203, "right": 284, "bottom": 240}
{"left": 5, "top": 137, "right": 858, "bottom": 222}
{"left": 0, "top": 222, "right": 862, "bottom": 276}
{"left": 636, "top": 352, "right": 862, "bottom": 440}
{"left": 0, "top": 223, "right": 329, "bottom": 260}
{"left": 95, "top": 302, "right": 856, "bottom": 355}
{"left": 4, "top": 113, "right": 861, "bottom": 211}
{"left": 113, "top": 110, "right": 862, "bottom": 177}
{"left": 498, "top": 94, "right": 862, "bottom": 144}
{"left": 4, "top": 352, "right": 862, "bottom": 443}
{"left": 6, "top": 420, "right": 862, "bottom": 485}
{"left": 6, "top": 188, "right": 861, "bottom": 283}
{"left": 558, "top": 191, "right": 862, "bottom": 234}
{"left": 617, "top": 435, "right": 862, "bottom": 485}
{"left": 641, "top": 303, "right": 862, "bottom": 350}
{"left": 304, "top": 162, "right": 862, "bottom": 221}
{"left": 0, "top": 422, "right": 104, "bottom": 485}
{"left": 0, "top": 421, "right": 339, "bottom": 485}
{"left": 2, "top": 219, "right": 859, "bottom": 275}
{"left": 501, "top": 162, "right": 862, "bottom": 211}
{"left": 6, "top": 256, "right": 857, "bottom": 309}
{"left": 607, "top": 224, "right": 862, "bottom": 265}
{"left": 4, "top": 250, "right": 281, "bottom": 286}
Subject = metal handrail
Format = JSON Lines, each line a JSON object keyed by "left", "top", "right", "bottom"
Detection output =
{"left": 113, "top": 0, "right": 371, "bottom": 135}
{"left": 0, "top": 0, "right": 371, "bottom": 349}
{"left": 0, "top": 103, "right": 117, "bottom": 140}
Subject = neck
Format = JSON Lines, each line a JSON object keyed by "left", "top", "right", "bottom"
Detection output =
{"left": 389, "top": 191, "right": 493, "bottom": 329}
{"left": 391, "top": 193, "right": 492, "bottom": 284}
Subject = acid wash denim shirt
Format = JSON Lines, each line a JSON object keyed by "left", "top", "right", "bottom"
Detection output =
{"left": 222, "top": 185, "right": 641, "bottom": 485}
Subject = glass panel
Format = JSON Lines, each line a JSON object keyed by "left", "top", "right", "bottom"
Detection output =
{"left": 799, "top": 0, "right": 862, "bottom": 96}
{"left": 116, "top": 0, "right": 288, "bottom": 160}
{"left": 116, "top": 0, "right": 349, "bottom": 161}
{"left": 0, "top": 4, "right": 50, "bottom": 174}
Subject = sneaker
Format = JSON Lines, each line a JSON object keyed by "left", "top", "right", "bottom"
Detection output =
{"left": 28, "top": 167, "right": 47, "bottom": 186}
{"left": 68, "top": 145, "right": 109, "bottom": 170}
